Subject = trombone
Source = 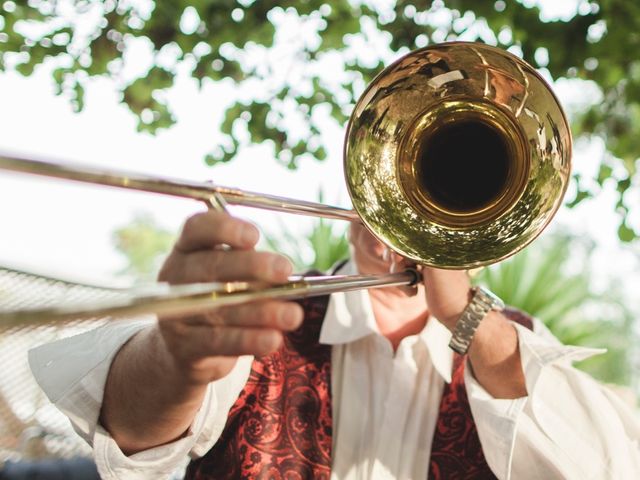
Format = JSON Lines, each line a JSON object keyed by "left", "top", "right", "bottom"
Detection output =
{"left": 0, "top": 42, "right": 572, "bottom": 327}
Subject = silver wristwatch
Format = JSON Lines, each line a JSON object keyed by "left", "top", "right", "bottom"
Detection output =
{"left": 448, "top": 286, "right": 505, "bottom": 355}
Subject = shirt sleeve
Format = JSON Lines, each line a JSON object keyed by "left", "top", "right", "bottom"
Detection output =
{"left": 28, "top": 321, "right": 252, "bottom": 480}
{"left": 465, "top": 317, "right": 640, "bottom": 480}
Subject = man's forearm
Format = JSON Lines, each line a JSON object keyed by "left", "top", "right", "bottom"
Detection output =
{"left": 420, "top": 268, "right": 527, "bottom": 399}
{"left": 467, "top": 312, "right": 527, "bottom": 399}
{"left": 100, "top": 326, "right": 208, "bottom": 455}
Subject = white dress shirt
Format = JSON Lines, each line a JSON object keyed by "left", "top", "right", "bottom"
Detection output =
{"left": 29, "top": 261, "right": 640, "bottom": 480}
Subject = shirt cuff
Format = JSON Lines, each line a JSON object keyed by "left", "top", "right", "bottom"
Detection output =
{"left": 465, "top": 320, "right": 605, "bottom": 480}
{"left": 92, "top": 355, "right": 253, "bottom": 479}
{"left": 28, "top": 319, "right": 154, "bottom": 443}
{"left": 93, "top": 382, "right": 217, "bottom": 480}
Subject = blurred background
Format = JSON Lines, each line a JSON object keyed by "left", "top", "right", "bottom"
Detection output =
{"left": 0, "top": 0, "right": 639, "bottom": 477}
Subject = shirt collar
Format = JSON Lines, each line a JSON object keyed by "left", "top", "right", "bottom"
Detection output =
{"left": 319, "top": 260, "right": 453, "bottom": 383}
{"left": 320, "top": 260, "right": 380, "bottom": 345}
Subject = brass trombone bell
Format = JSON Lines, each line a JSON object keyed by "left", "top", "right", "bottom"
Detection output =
{"left": 345, "top": 42, "right": 571, "bottom": 268}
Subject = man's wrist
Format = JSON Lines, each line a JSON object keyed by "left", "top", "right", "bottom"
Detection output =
{"left": 466, "top": 314, "right": 527, "bottom": 399}
{"left": 438, "top": 289, "right": 473, "bottom": 331}
{"left": 448, "top": 286, "right": 505, "bottom": 355}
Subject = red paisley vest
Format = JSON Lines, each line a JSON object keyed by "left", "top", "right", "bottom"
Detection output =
{"left": 185, "top": 295, "right": 532, "bottom": 480}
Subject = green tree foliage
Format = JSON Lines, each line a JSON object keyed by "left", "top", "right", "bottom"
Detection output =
{"left": 263, "top": 218, "right": 350, "bottom": 273}
{"left": 261, "top": 190, "right": 351, "bottom": 272}
{"left": 112, "top": 213, "right": 175, "bottom": 283}
{"left": 1, "top": 1, "right": 639, "bottom": 240}
{"left": 263, "top": 194, "right": 350, "bottom": 272}
{"left": 475, "top": 232, "right": 636, "bottom": 387}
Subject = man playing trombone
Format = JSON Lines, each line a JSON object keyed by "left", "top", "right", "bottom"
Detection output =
{"left": 25, "top": 42, "right": 640, "bottom": 479}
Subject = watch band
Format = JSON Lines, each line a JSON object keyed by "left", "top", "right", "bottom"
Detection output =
{"left": 448, "top": 286, "right": 504, "bottom": 355}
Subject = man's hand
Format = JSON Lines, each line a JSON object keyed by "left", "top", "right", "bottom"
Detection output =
{"left": 155, "top": 209, "right": 304, "bottom": 385}
{"left": 101, "top": 209, "right": 304, "bottom": 453}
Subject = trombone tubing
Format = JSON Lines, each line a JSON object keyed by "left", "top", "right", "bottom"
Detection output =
{"left": 0, "top": 152, "right": 359, "bottom": 221}
{"left": 0, "top": 270, "right": 420, "bottom": 328}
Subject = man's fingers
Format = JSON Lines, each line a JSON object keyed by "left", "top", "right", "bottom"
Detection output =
{"left": 175, "top": 249, "right": 293, "bottom": 283}
{"left": 185, "top": 325, "right": 284, "bottom": 358}
{"left": 160, "top": 211, "right": 294, "bottom": 286}
{"left": 164, "top": 301, "right": 303, "bottom": 333}
{"left": 210, "top": 301, "right": 304, "bottom": 330}
{"left": 158, "top": 301, "right": 303, "bottom": 360}
{"left": 176, "top": 210, "right": 259, "bottom": 252}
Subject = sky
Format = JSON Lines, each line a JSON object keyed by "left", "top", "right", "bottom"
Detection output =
{"left": 0, "top": 0, "right": 638, "bottom": 301}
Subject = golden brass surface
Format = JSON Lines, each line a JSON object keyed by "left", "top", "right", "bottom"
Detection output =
{"left": 0, "top": 153, "right": 358, "bottom": 221}
{"left": 345, "top": 42, "right": 571, "bottom": 268}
